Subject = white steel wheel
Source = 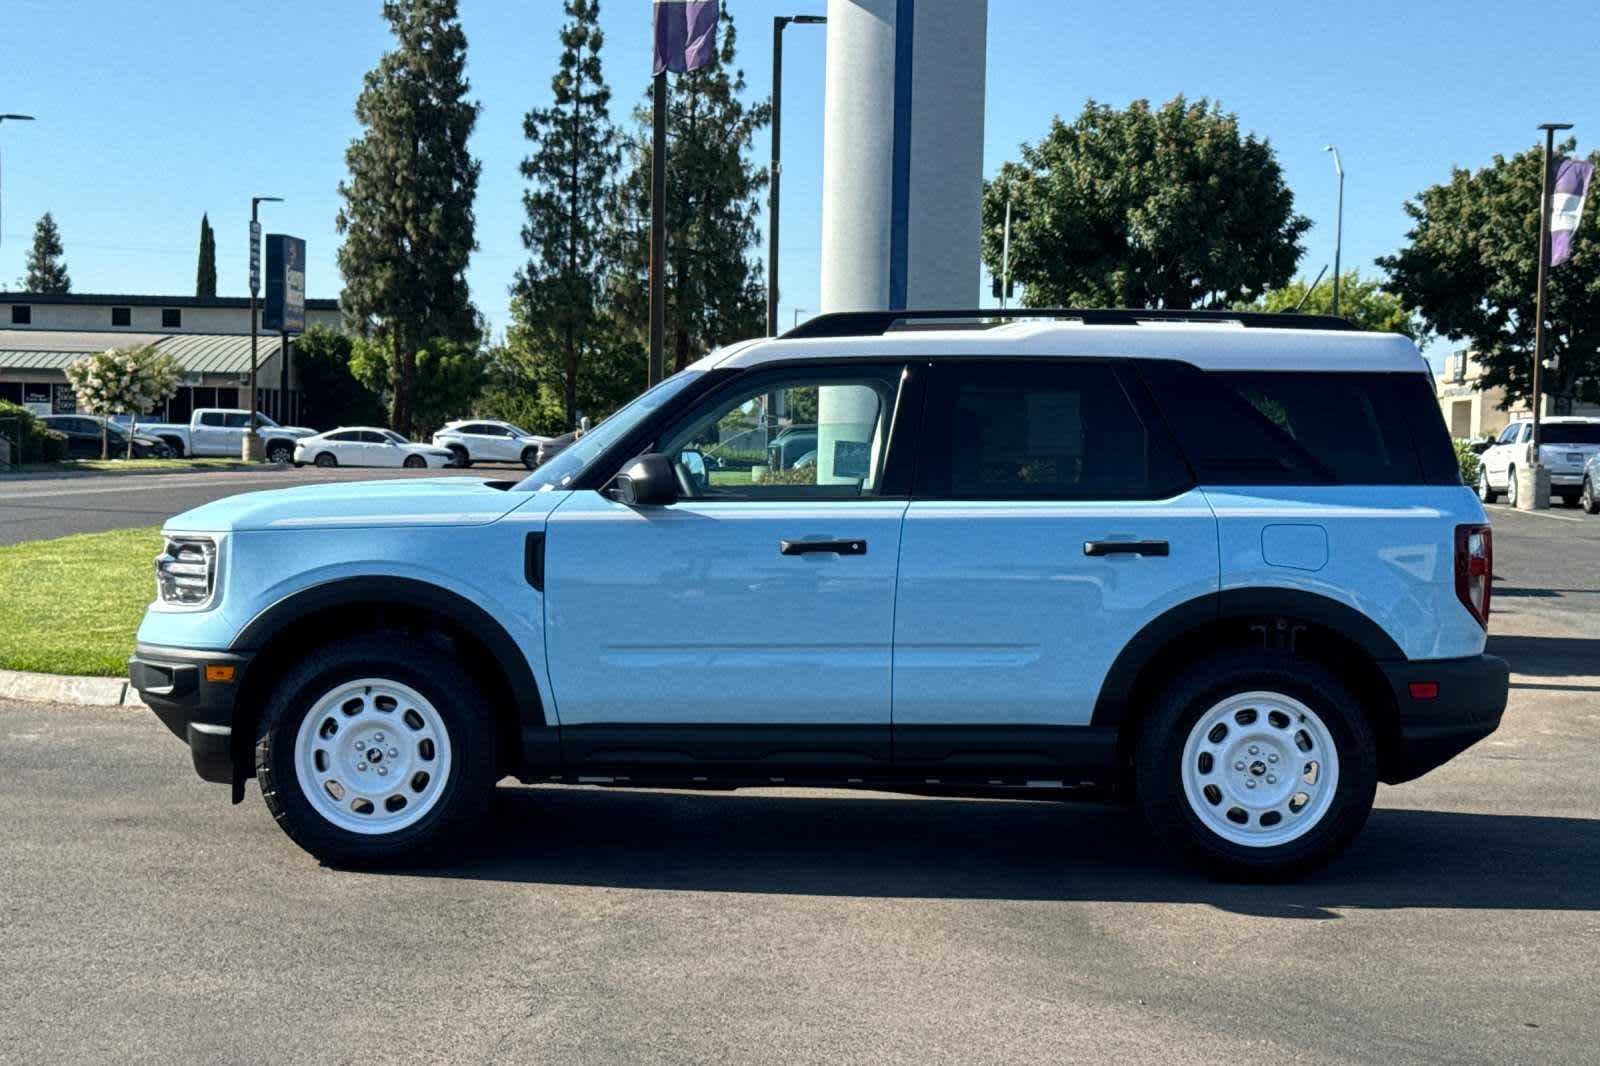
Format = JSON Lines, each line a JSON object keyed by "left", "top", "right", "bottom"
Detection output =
{"left": 293, "top": 678, "right": 453, "bottom": 835}
{"left": 1179, "top": 690, "right": 1341, "bottom": 849}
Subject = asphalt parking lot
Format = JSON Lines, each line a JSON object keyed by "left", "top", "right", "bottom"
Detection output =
{"left": 1, "top": 506, "right": 1597, "bottom": 1064}
{"left": 0, "top": 464, "right": 500, "bottom": 546}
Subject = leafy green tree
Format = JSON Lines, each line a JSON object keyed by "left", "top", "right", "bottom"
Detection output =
{"left": 982, "top": 97, "right": 1309, "bottom": 309}
{"left": 1238, "top": 271, "right": 1420, "bottom": 338}
{"left": 350, "top": 333, "right": 486, "bottom": 438}
{"left": 513, "top": 0, "right": 619, "bottom": 432}
{"left": 196, "top": 214, "right": 218, "bottom": 299}
{"left": 292, "top": 325, "right": 387, "bottom": 431}
{"left": 64, "top": 346, "right": 182, "bottom": 458}
{"left": 610, "top": 8, "right": 770, "bottom": 373}
{"left": 336, "top": 0, "right": 482, "bottom": 435}
{"left": 1380, "top": 140, "right": 1600, "bottom": 411}
{"left": 22, "top": 211, "right": 70, "bottom": 293}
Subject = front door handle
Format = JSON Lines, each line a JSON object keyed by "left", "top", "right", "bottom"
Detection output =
{"left": 1084, "top": 539, "right": 1169, "bottom": 557}
{"left": 780, "top": 538, "right": 867, "bottom": 556}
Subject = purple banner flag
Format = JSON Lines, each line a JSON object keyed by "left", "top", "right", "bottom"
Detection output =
{"left": 1550, "top": 158, "right": 1595, "bottom": 268}
{"left": 653, "top": 0, "right": 720, "bottom": 76}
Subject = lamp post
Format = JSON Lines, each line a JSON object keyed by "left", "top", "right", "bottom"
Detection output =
{"left": 768, "top": 13, "right": 827, "bottom": 337}
{"left": 246, "top": 195, "right": 282, "bottom": 460}
{"left": 1531, "top": 122, "right": 1575, "bottom": 476}
{"left": 1323, "top": 145, "right": 1344, "bottom": 317}
{"left": 0, "top": 114, "right": 36, "bottom": 251}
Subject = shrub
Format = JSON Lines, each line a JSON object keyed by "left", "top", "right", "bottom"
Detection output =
{"left": 0, "top": 399, "right": 67, "bottom": 463}
{"left": 1453, "top": 439, "right": 1482, "bottom": 487}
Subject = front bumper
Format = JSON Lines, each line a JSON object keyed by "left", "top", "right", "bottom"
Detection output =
{"left": 129, "top": 643, "right": 253, "bottom": 785}
{"left": 1378, "top": 654, "right": 1509, "bottom": 784}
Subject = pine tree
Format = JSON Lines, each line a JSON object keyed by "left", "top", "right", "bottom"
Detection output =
{"left": 336, "top": 0, "right": 482, "bottom": 435}
{"left": 195, "top": 214, "right": 218, "bottom": 299}
{"left": 611, "top": 9, "right": 770, "bottom": 373}
{"left": 22, "top": 211, "right": 70, "bottom": 293}
{"left": 511, "top": 0, "right": 619, "bottom": 431}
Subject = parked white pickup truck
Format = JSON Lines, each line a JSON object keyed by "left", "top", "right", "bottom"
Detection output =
{"left": 140, "top": 409, "right": 317, "bottom": 463}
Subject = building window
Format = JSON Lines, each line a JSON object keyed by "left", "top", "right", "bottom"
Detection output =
{"left": 162, "top": 308, "right": 182, "bottom": 328}
{"left": 112, "top": 307, "right": 132, "bottom": 327}
{"left": 10, "top": 305, "right": 31, "bottom": 325}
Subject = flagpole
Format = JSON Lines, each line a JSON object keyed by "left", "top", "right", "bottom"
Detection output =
{"left": 648, "top": 71, "right": 668, "bottom": 387}
{"left": 1532, "top": 122, "right": 1573, "bottom": 469}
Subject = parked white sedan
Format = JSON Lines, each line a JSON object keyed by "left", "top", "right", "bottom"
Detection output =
{"left": 293, "top": 428, "right": 456, "bottom": 469}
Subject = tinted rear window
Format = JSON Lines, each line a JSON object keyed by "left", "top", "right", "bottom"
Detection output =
{"left": 1541, "top": 424, "right": 1600, "bottom": 445}
{"left": 1139, "top": 362, "right": 1459, "bottom": 486}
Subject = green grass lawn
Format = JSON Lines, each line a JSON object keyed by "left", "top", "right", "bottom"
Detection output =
{"left": 0, "top": 526, "right": 162, "bottom": 677}
{"left": 15, "top": 458, "right": 256, "bottom": 475}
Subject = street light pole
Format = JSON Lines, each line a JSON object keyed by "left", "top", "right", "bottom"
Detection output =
{"left": 1000, "top": 193, "right": 1013, "bottom": 310}
{"left": 0, "top": 114, "right": 36, "bottom": 251}
{"left": 1323, "top": 145, "right": 1344, "bottom": 317}
{"left": 1532, "top": 122, "right": 1574, "bottom": 473}
{"left": 767, "top": 14, "right": 826, "bottom": 338}
{"left": 246, "top": 195, "right": 282, "bottom": 460}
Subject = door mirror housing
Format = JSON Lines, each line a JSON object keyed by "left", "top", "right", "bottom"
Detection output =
{"left": 612, "top": 453, "right": 678, "bottom": 506}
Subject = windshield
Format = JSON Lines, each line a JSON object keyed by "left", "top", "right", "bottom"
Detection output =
{"left": 505, "top": 424, "right": 534, "bottom": 438}
{"left": 1541, "top": 424, "right": 1600, "bottom": 445}
{"left": 381, "top": 430, "right": 409, "bottom": 444}
{"left": 515, "top": 369, "right": 705, "bottom": 492}
{"left": 255, "top": 413, "right": 280, "bottom": 427}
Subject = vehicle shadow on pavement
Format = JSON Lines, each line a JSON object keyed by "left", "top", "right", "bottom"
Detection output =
{"left": 1487, "top": 634, "right": 1600, "bottom": 677}
{"left": 406, "top": 787, "right": 1600, "bottom": 917}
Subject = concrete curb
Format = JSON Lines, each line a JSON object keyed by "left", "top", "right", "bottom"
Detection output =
{"left": 0, "top": 668, "right": 148, "bottom": 710}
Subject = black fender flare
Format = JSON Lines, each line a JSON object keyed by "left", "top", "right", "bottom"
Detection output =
{"left": 232, "top": 576, "right": 545, "bottom": 729}
{"left": 1090, "top": 588, "right": 1405, "bottom": 727}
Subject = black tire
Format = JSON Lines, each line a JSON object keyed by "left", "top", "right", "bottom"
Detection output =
{"left": 521, "top": 446, "right": 539, "bottom": 470}
{"left": 1581, "top": 478, "right": 1599, "bottom": 515}
{"left": 403, "top": 454, "right": 427, "bottom": 469}
{"left": 447, "top": 445, "right": 470, "bottom": 468}
{"left": 162, "top": 436, "right": 186, "bottom": 458}
{"left": 255, "top": 635, "right": 497, "bottom": 867}
{"left": 266, "top": 440, "right": 294, "bottom": 465}
{"left": 1506, "top": 466, "right": 1519, "bottom": 508}
{"left": 1476, "top": 467, "right": 1497, "bottom": 504}
{"left": 1135, "top": 651, "right": 1377, "bottom": 880}
{"left": 314, "top": 452, "right": 338, "bottom": 468}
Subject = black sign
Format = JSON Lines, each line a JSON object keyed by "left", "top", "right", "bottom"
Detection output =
{"left": 22, "top": 383, "right": 51, "bottom": 405}
{"left": 52, "top": 383, "right": 78, "bottom": 414}
{"left": 249, "top": 220, "right": 262, "bottom": 295}
{"left": 262, "top": 234, "right": 306, "bottom": 333}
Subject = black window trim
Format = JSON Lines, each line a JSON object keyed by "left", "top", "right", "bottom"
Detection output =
{"left": 111, "top": 306, "right": 132, "bottom": 327}
{"left": 10, "top": 304, "right": 31, "bottom": 324}
{"left": 161, "top": 308, "right": 182, "bottom": 328}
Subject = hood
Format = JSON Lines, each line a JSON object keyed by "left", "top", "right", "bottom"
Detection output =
{"left": 165, "top": 477, "right": 533, "bottom": 533}
{"left": 268, "top": 425, "right": 317, "bottom": 438}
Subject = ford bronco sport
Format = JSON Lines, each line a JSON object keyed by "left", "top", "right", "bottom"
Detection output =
{"left": 130, "top": 309, "right": 1508, "bottom": 878}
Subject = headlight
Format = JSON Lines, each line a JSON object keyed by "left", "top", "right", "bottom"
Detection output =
{"left": 155, "top": 536, "right": 218, "bottom": 608}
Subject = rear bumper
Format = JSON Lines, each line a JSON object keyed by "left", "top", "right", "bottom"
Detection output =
{"left": 1378, "top": 654, "right": 1509, "bottom": 784}
{"left": 128, "top": 643, "right": 253, "bottom": 785}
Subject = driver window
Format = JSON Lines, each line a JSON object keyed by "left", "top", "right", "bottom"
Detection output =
{"left": 658, "top": 365, "right": 903, "bottom": 500}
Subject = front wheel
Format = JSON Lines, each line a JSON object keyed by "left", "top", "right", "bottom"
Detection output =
{"left": 521, "top": 446, "right": 539, "bottom": 470}
{"left": 1581, "top": 478, "right": 1599, "bottom": 515}
{"left": 1506, "top": 465, "right": 1519, "bottom": 508}
{"left": 403, "top": 454, "right": 427, "bottom": 469}
{"left": 254, "top": 636, "right": 497, "bottom": 866}
{"left": 1135, "top": 652, "right": 1377, "bottom": 879}
{"left": 266, "top": 441, "right": 294, "bottom": 465}
{"left": 1477, "top": 467, "right": 1497, "bottom": 504}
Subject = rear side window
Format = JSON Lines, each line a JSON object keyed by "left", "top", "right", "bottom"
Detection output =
{"left": 199, "top": 412, "right": 225, "bottom": 427}
{"left": 1139, "top": 362, "right": 1459, "bottom": 486}
{"left": 1542, "top": 423, "right": 1600, "bottom": 445}
{"left": 916, "top": 361, "right": 1193, "bottom": 500}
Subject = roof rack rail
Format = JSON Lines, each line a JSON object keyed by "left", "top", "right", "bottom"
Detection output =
{"left": 781, "top": 307, "right": 1356, "bottom": 340}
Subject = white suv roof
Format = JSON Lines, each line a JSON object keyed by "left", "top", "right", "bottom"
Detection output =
{"left": 703, "top": 314, "right": 1428, "bottom": 375}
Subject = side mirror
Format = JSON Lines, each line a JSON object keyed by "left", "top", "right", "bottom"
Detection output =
{"left": 612, "top": 453, "right": 678, "bottom": 506}
{"left": 679, "top": 449, "right": 708, "bottom": 488}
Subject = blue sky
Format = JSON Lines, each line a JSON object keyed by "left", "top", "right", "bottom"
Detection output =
{"left": 2, "top": 0, "right": 1597, "bottom": 370}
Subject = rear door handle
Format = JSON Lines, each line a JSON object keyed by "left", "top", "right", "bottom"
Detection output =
{"left": 1084, "top": 539, "right": 1169, "bottom": 557}
{"left": 781, "top": 538, "right": 867, "bottom": 556}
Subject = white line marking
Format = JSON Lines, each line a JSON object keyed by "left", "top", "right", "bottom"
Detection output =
{"left": 1485, "top": 504, "right": 1586, "bottom": 524}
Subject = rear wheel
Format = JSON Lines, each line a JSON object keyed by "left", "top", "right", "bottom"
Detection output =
{"left": 314, "top": 452, "right": 337, "bottom": 468}
{"left": 1581, "top": 477, "right": 1599, "bottom": 515}
{"left": 447, "top": 445, "right": 470, "bottom": 468}
{"left": 1135, "top": 652, "right": 1377, "bottom": 879}
{"left": 255, "top": 636, "right": 496, "bottom": 866}
{"left": 403, "top": 454, "right": 427, "bottom": 469}
{"left": 1476, "top": 467, "right": 1497, "bottom": 503}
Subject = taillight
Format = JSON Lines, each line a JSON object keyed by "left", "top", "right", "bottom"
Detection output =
{"left": 1454, "top": 524, "right": 1492, "bottom": 629}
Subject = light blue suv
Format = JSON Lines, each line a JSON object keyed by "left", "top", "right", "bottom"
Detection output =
{"left": 130, "top": 309, "right": 1508, "bottom": 878}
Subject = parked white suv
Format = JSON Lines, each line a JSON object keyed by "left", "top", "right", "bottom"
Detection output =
{"left": 431, "top": 420, "right": 550, "bottom": 468}
{"left": 1476, "top": 416, "right": 1600, "bottom": 507}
